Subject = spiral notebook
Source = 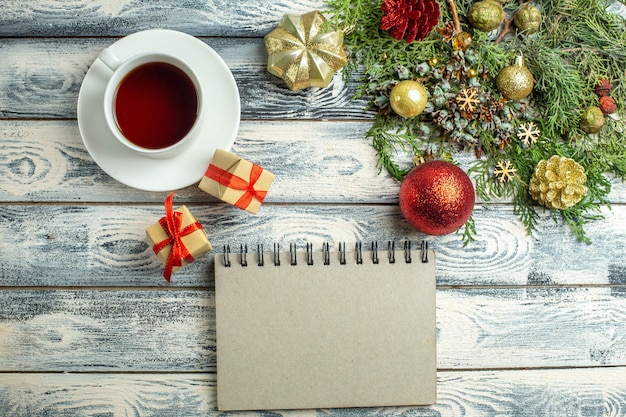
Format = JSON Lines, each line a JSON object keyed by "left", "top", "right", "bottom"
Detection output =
{"left": 215, "top": 241, "right": 436, "bottom": 411}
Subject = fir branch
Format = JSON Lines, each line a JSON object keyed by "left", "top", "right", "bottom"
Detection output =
{"left": 461, "top": 215, "right": 477, "bottom": 246}
{"left": 368, "top": 118, "right": 420, "bottom": 180}
{"left": 523, "top": 43, "right": 586, "bottom": 139}
{"left": 512, "top": 182, "right": 541, "bottom": 235}
{"left": 471, "top": 31, "right": 511, "bottom": 75}
{"left": 559, "top": 198, "right": 605, "bottom": 244}
{"left": 324, "top": 0, "right": 626, "bottom": 243}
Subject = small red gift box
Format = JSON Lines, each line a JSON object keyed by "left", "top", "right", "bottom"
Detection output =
{"left": 146, "top": 193, "right": 212, "bottom": 282}
{"left": 199, "top": 149, "right": 275, "bottom": 214}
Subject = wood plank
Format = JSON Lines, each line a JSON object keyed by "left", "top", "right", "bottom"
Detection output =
{"left": 0, "top": 0, "right": 324, "bottom": 37}
{"left": 2, "top": 0, "right": 625, "bottom": 39}
{"left": 2, "top": 1, "right": 624, "bottom": 415}
{"left": 0, "top": 288, "right": 625, "bottom": 371}
{"left": 1, "top": 368, "right": 625, "bottom": 416}
{"left": 0, "top": 290, "right": 215, "bottom": 371}
{"left": 1, "top": 204, "right": 625, "bottom": 287}
{"left": 1, "top": 120, "right": 625, "bottom": 205}
{"left": 0, "top": 38, "right": 369, "bottom": 119}
{"left": 0, "top": 120, "right": 396, "bottom": 203}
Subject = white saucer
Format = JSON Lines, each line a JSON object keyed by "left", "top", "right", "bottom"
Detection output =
{"left": 77, "top": 29, "right": 241, "bottom": 192}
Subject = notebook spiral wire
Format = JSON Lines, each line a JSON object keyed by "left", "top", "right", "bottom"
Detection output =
{"left": 223, "top": 240, "right": 429, "bottom": 267}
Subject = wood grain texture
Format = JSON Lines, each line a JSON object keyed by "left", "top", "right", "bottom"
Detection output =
{"left": 2, "top": 0, "right": 626, "bottom": 414}
{"left": 0, "top": 288, "right": 624, "bottom": 372}
{"left": 0, "top": 120, "right": 396, "bottom": 203}
{"left": 0, "top": 290, "right": 214, "bottom": 371}
{"left": 1, "top": 120, "right": 625, "bottom": 205}
{"left": 0, "top": 38, "right": 369, "bottom": 120}
{"left": 0, "top": 0, "right": 322, "bottom": 37}
{"left": 1, "top": 0, "right": 624, "bottom": 40}
{"left": 1, "top": 204, "right": 625, "bottom": 287}
{"left": 1, "top": 368, "right": 625, "bottom": 416}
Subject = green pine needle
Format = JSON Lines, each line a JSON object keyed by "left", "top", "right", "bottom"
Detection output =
{"left": 325, "top": 0, "right": 626, "bottom": 243}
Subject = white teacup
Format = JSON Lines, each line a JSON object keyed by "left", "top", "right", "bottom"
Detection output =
{"left": 99, "top": 48, "right": 203, "bottom": 158}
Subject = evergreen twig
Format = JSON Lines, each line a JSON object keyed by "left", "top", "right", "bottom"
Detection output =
{"left": 325, "top": 0, "right": 626, "bottom": 243}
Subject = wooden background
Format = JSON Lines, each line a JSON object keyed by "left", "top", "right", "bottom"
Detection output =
{"left": 1, "top": 0, "right": 626, "bottom": 415}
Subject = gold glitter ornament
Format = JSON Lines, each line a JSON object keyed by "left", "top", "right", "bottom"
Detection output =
{"left": 264, "top": 10, "right": 348, "bottom": 91}
{"left": 513, "top": 3, "right": 542, "bottom": 34}
{"left": 496, "top": 53, "right": 534, "bottom": 100}
{"left": 389, "top": 80, "right": 428, "bottom": 118}
{"left": 529, "top": 156, "right": 588, "bottom": 210}
{"left": 579, "top": 106, "right": 605, "bottom": 133}
{"left": 468, "top": 0, "right": 505, "bottom": 31}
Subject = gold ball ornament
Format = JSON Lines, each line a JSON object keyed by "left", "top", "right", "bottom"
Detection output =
{"left": 496, "top": 54, "right": 534, "bottom": 100}
{"left": 529, "top": 156, "right": 588, "bottom": 210}
{"left": 428, "top": 56, "right": 439, "bottom": 66}
{"left": 389, "top": 80, "right": 428, "bottom": 118}
{"left": 579, "top": 106, "right": 605, "bottom": 133}
{"left": 468, "top": 0, "right": 505, "bottom": 31}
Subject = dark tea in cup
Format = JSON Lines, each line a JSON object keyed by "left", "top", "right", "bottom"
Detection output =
{"left": 113, "top": 62, "right": 198, "bottom": 150}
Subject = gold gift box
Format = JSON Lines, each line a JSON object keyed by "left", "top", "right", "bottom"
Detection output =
{"left": 264, "top": 10, "right": 348, "bottom": 91}
{"left": 199, "top": 149, "right": 275, "bottom": 215}
{"left": 146, "top": 205, "right": 212, "bottom": 280}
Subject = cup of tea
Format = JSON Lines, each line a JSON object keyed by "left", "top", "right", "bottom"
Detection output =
{"left": 99, "top": 48, "right": 203, "bottom": 158}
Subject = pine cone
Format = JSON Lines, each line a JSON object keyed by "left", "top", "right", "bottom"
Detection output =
{"left": 380, "top": 0, "right": 440, "bottom": 42}
{"left": 529, "top": 156, "right": 588, "bottom": 210}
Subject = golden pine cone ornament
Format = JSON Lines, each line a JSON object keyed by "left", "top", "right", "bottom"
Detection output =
{"left": 529, "top": 156, "right": 588, "bottom": 210}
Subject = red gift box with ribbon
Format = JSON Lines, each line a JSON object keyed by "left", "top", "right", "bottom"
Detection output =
{"left": 199, "top": 149, "right": 275, "bottom": 214}
{"left": 146, "top": 193, "right": 212, "bottom": 282}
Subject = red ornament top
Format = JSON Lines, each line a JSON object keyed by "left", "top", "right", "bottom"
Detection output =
{"left": 381, "top": 0, "right": 440, "bottom": 43}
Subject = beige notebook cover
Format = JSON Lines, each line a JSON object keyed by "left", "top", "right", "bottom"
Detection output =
{"left": 215, "top": 243, "right": 436, "bottom": 411}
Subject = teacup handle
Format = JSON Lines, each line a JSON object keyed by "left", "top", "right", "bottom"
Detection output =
{"left": 98, "top": 48, "right": 123, "bottom": 72}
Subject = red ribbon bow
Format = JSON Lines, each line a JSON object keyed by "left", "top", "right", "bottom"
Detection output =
{"left": 204, "top": 162, "right": 268, "bottom": 210}
{"left": 152, "top": 193, "right": 204, "bottom": 282}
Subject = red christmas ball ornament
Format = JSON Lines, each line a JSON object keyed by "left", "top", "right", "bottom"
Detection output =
{"left": 399, "top": 161, "right": 475, "bottom": 235}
